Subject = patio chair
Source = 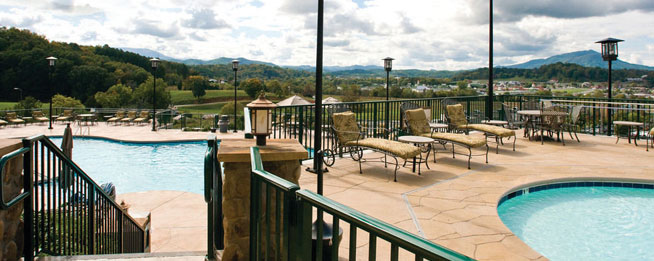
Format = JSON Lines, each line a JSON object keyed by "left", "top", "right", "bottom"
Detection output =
{"left": 502, "top": 103, "right": 525, "bottom": 130}
{"left": 443, "top": 99, "right": 516, "bottom": 153}
{"left": 537, "top": 106, "right": 567, "bottom": 145}
{"left": 0, "top": 119, "right": 6, "bottom": 128}
{"left": 120, "top": 111, "right": 137, "bottom": 125}
{"left": 133, "top": 111, "right": 150, "bottom": 125}
{"left": 324, "top": 111, "right": 420, "bottom": 182}
{"left": 404, "top": 108, "right": 488, "bottom": 169}
{"left": 562, "top": 105, "right": 583, "bottom": 143}
{"left": 107, "top": 111, "right": 126, "bottom": 125}
{"left": 32, "top": 111, "right": 49, "bottom": 124}
{"left": 6, "top": 112, "right": 25, "bottom": 126}
{"left": 647, "top": 126, "right": 654, "bottom": 152}
{"left": 56, "top": 110, "right": 73, "bottom": 123}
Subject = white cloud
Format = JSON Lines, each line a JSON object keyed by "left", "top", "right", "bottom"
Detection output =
{"left": 0, "top": 0, "right": 652, "bottom": 70}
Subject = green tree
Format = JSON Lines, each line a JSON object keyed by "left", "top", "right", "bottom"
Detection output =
{"left": 132, "top": 77, "right": 171, "bottom": 109}
{"left": 94, "top": 84, "right": 133, "bottom": 108}
{"left": 341, "top": 84, "right": 361, "bottom": 102}
{"left": 242, "top": 78, "right": 264, "bottom": 98}
{"left": 220, "top": 101, "right": 246, "bottom": 115}
{"left": 52, "top": 94, "right": 85, "bottom": 108}
{"left": 14, "top": 96, "right": 42, "bottom": 111}
{"left": 67, "top": 65, "right": 115, "bottom": 104}
{"left": 266, "top": 80, "right": 283, "bottom": 98}
{"left": 184, "top": 75, "right": 210, "bottom": 100}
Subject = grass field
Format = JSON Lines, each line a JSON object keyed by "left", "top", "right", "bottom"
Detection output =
{"left": 0, "top": 102, "right": 16, "bottom": 110}
{"left": 170, "top": 90, "right": 249, "bottom": 104}
{"left": 176, "top": 102, "right": 228, "bottom": 114}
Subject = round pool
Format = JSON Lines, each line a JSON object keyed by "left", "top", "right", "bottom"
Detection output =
{"left": 497, "top": 182, "right": 654, "bottom": 260}
{"left": 49, "top": 137, "right": 210, "bottom": 195}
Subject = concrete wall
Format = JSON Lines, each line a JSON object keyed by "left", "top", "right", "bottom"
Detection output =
{"left": 0, "top": 139, "right": 25, "bottom": 261}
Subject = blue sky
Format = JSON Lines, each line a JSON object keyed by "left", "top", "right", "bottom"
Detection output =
{"left": 1, "top": 0, "right": 653, "bottom": 70}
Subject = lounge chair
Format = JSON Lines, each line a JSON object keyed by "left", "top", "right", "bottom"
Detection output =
{"left": 107, "top": 111, "right": 126, "bottom": 125}
{"left": 0, "top": 119, "right": 7, "bottom": 128}
{"left": 6, "top": 112, "right": 25, "bottom": 126}
{"left": 647, "top": 126, "right": 654, "bottom": 152}
{"left": 120, "top": 111, "right": 137, "bottom": 125}
{"left": 443, "top": 99, "right": 516, "bottom": 153}
{"left": 325, "top": 111, "right": 420, "bottom": 182}
{"left": 56, "top": 110, "right": 73, "bottom": 123}
{"left": 133, "top": 111, "right": 150, "bottom": 125}
{"left": 32, "top": 111, "right": 49, "bottom": 124}
{"left": 404, "top": 108, "right": 488, "bottom": 169}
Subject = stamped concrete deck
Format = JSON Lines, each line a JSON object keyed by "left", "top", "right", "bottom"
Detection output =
{"left": 3, "top": 123, "right": 653, "bottom": 260}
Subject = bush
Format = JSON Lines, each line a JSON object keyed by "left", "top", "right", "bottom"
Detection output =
{"left": 220, "top": 101, "right": 246, "bottom": 115}
{"left": 14, "top": 96, "right": 42, "bottom": 110}
{"left": 52, "top": 94, "right": 85, "bottom": 109}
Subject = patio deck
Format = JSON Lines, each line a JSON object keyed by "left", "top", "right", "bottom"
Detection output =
{"left": 3, "top": 124, "right": 653, "bottom": 260}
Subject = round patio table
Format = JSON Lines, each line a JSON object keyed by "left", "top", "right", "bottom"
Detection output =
{"left": 429, "top": 122, "right": 448, "bottom": 132}
{"left": 398, "top": 135, "right": 434, "bottom": 174}
{"left": 517, "top": 110, "right": 568, "bottom": 140}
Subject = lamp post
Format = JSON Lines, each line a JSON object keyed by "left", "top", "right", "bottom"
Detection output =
{"left": 246, "top": 94, "right": 276, "bottom": 146}
{"left": 383, "top": 57, "right": 394, "bottom": 137}
{"left": 46, "top": 56, "right": 57, "bottom": 130}
{"left": 232, "top": 60, "right": 239, "bottom": 133}
{"left": 487, "top": 0, "right": 494, "bottom": 120}
{"left": 596, "top": 37, "right": 623, "bottom": 136}
{"left": 150, "top": 58, "right": 160, "bottom": 132}
{"left": 13, "top": 88, "right": 22, "bottom": 101}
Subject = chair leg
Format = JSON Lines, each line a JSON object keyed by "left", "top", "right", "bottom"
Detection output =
{"left": 513, "top": 135, "right": 516, "bottom": 151}
{"left": 467, "top": 148, "right": 472, "bottom": 169}
{"left": 393, "top": 157, "right": 399, "bottom": 182}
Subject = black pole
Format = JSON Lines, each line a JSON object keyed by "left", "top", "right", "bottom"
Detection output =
{"left": 152, "top": 68, "right": 157, "bottom": 131}
{"left": 233, "top": 70, "right": 238, "bottom": 133}
{"left": 385, "top": 70, "right": 390, "bottom": 138}
{"left": 487, "top": 0, "right": 494, "bottom": 120}
{"left": 48, "top": 67, "right": 53, "bottom": 130}
{"left": 608, "top": 60, "right": 612, "bottom": 136}
{"left": 314, "top": 0, "right": 324, "bottom": 195}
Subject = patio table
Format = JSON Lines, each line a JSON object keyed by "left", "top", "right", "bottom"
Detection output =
{"left": 398, "top": 135, "right": 433, "bottom": 174}
{"left": 77, "top": 114, "right": 96, "bottom": 126}
{"left": 517, "top": 110, "right": 568, "bottom": 141}
{"left": 613, "top": 121, "right": 644, "bottom": 146}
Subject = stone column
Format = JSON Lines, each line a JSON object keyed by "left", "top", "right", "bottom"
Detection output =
{"left": 0, "top": 139, "right": 25, "bottom": 261}
{"left": 217, "top": 139, "right": 307, "bottom": 261}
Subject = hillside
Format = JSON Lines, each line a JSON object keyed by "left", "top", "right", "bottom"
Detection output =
{"left": 507, "top": 50, "right": 654, "bottom": 70}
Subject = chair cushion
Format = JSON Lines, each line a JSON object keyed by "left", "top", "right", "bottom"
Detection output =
{"left": 0, "top": 119, "right": 6, "bottom": 125}
{"left": 422, "top": 132, "right": 487, "bottom": 148}
{"left": 344, "top": 138, "right": 420, "bottom": 159}
{"left": 332, "top": 112, "right": 360, "bottom": 144}
{"left": 405, "top": 108, "right": 431, "bottom": 135}
{"left": 650, "top": 127, "right": 654, "bottom": 136}
{"left": 446, "top": 104, "right": 468, "bottom": 127}
{"left": 465, "top": 124, "right": 516, "bottom": 138}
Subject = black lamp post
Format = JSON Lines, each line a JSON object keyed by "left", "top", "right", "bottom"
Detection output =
{"left": 383, "top": 57, "right": 394, "bottom": 136}
{"left": 596, "top": 37, "right": 623, "bottom": 136}
{"left": 232, "top": 60, "right": 239, "bottom": 133}
{"left": 13, "top": 88, "right": 22, "bottom": 101}
{"left": 487, "top": 0, "right": 494, "bottom": 120}
{"left": 150, "top": 58, "right": 160, "bottom": 132}
{"left": 46, "top": 56, "right": 57, "bottom": 130}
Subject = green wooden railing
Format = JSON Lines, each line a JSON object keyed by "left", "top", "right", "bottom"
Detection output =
{"left": 248, "top": 147, "right": 474, "bottom": 261}
{"left": 204, "top": 135, "right": 223, "bottom": 260}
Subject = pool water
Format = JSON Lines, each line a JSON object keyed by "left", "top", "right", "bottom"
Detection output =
{"left": 497, "top": 185, "right": 654, "bottom": 260}
{"left": 50, "top": 137, "right": 209, "bottom": 195}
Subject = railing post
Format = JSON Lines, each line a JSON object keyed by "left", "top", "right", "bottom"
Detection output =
{"left": 88, "top": 183, "right": 95, "bottom": 254}
{"left": 298, "top": 106, "right": 304, "bottom": 144}
{"left": 118, "top": 211, "right": 124, "bottom": 253}
{"left": 295, "top": 198, "right": 313, "bottom": 261}
{"left": 22, "top": 139, "right": 34, "bottom": 261}
{"left": 373, "top": 103, "right": 378, "bottom": 137}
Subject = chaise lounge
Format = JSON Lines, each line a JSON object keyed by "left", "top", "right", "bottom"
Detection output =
{"left": 404, "top": 107, "right": 489, "bottom": 169}
{"left": 133, "top": 111, "right": 150, "bottom": 125}
{"left": 443, "top": 99, "right": 516, "bottom": 153}
{"left": 326, "top": 111, "right": 421, "bottom": 182}
{"left": 32, "top": 111, "right": 49, "bottom": 125}
{"left": 6, "top": 112, "right": 25, "bottom": 127}
{"left": 107, "top": 111, "right": 126, "bottom": 125}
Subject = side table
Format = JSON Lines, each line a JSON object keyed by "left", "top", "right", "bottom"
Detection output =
{"left": 614, "top": 121, "right": 644, "bottom": 146}
{"left": 398, "top": 135, "right": 434, "bottom": 175}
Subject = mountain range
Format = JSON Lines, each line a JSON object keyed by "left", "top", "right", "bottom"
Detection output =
{"left": 119, "top": 48, "right": 654, "bottom": 73}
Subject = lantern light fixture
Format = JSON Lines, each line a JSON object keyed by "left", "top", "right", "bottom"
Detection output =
{"left": 383, "top": 57, "right": 394, "bottom": 72}
{"left": 247, "top": 93, "right": 277, "bottom": 146}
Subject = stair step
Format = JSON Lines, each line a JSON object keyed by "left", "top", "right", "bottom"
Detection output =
{"left": 36, "top": 251, "right": 212, "bottom": 261}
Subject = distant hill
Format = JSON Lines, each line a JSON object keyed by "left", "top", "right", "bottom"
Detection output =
{"left": 506, "top": 50, "right": 654, "bottom": 70}
{"left": 285, "top": 65, "right": 384, "bottom": 72}
{"left": 117, "top": 47, "right": 275, "bottom": 66}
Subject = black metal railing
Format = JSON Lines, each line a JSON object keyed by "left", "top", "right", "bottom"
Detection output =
{"left": 248, "top": 147, "right": 473, "bottom": 261}
{"left": 204, "top": 135, "right": 224, "bottom": 260}
{"left": 16, "top": 135, "right": 150, "bottom": 259}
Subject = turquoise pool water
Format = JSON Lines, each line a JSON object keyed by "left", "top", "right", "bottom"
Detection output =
{"left": 497, "top": 184, "right": 654, "bottom": 260}
{"left": 49, "top": 137, "right": 208, "bottom": 195}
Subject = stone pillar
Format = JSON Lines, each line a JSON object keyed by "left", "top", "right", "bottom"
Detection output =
{"left": 0, "top": 139, "right": 25, "bottom": 261}
{"left": 217, "top": 139, "right": 307, "bottom": 261}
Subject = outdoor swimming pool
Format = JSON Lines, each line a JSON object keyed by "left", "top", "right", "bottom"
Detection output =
{"left": 497, "top": 182, "right": 654, "bottom": 260}
{"left": 49, "top": 137, "right": 209, "bottom": 195}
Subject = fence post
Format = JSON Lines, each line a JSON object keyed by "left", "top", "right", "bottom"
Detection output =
{"left": 298, "top": 106, "right": 304, "bottom": 144}
{"left": 118, "top": 211, "right": 124, "bottom": 253}
{"left": 373, "top": 103, "right": 378, "bottom": 137}
{"left": 21, "top": 139, "right": 34, "bottom": 261}
{"left": 88, "top": 184, "right": 95, "bottom": 254}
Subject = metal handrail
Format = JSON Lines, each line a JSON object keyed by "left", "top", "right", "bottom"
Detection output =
{"left": 296, "top": 190, "right": 474, "bottom": 261}
{"left": 0, "top": 147, "right": 31, "bottom": 209}
{"left": 204, "top": 135, "right": 223, "bottom": 261}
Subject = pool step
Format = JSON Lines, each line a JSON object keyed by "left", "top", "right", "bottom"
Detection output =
{"left": 35, "top": 251, "right": 213, "bottom": 261}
